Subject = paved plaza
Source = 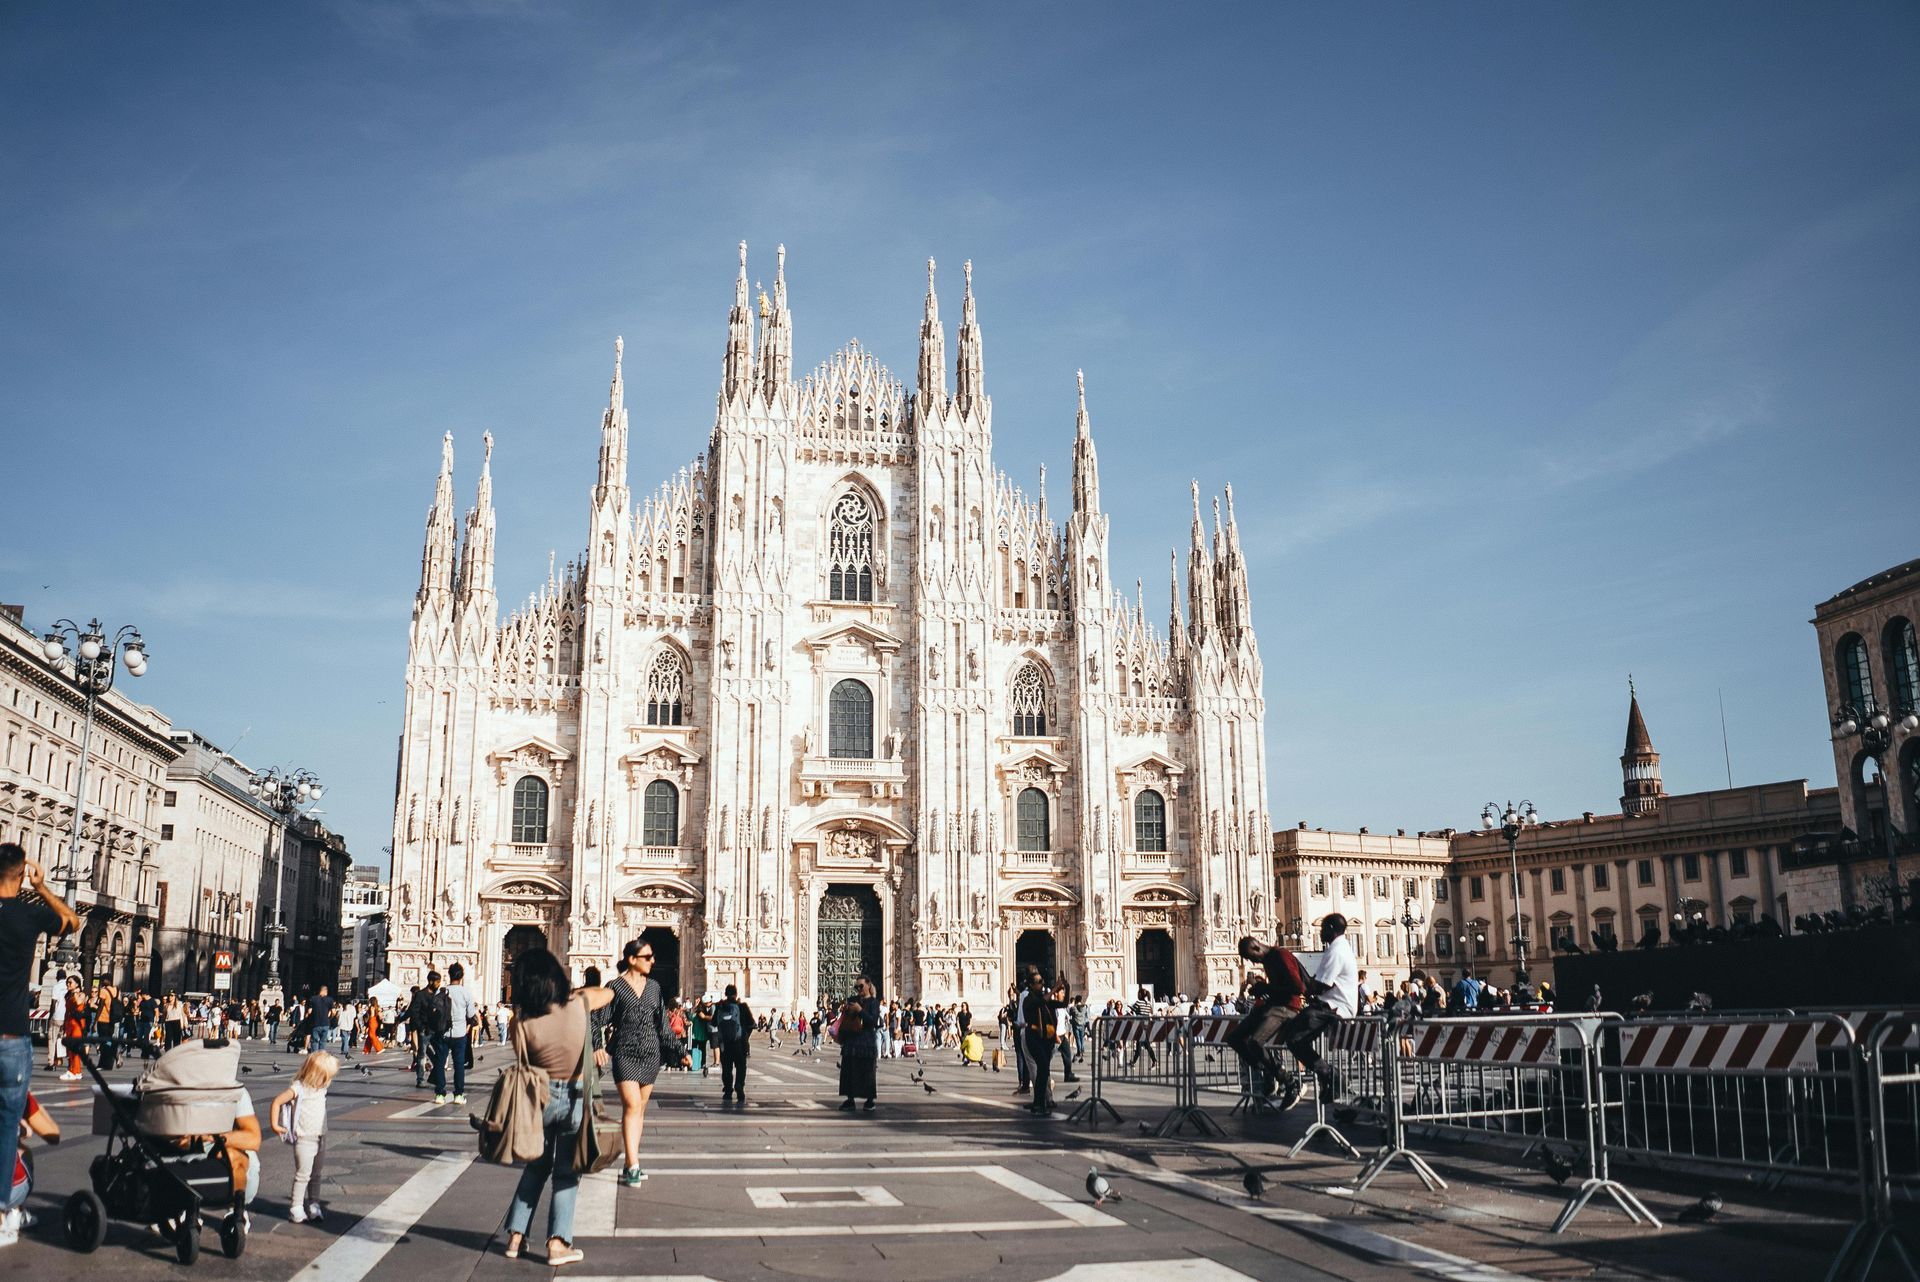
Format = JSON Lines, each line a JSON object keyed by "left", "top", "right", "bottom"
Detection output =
{"left": 5, "top": 1036, "right": 1894, "bottom": 1282}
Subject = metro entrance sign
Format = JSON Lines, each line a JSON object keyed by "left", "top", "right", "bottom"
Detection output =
{"left": 213, "top": 949, "right": 234, "bottom": 993}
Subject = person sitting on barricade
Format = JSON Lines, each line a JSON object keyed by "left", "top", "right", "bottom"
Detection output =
{"left": 1228, "top": 915, "right": 1357, "bottom": 1106}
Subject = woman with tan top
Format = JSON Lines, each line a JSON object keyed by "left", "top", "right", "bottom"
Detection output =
{"left": 500, "top": 948, "right": 613, "bottom": 1268}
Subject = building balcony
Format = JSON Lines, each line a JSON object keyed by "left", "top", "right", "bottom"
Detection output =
{"left": 489, "top": 843, "right": 566, "bottom": 869}
{"left": 1121, "top": 849, "right": 1186, "bottom": 876}
{"left": 799, "top": 755, "right": 906, "bottom": 799}
{"left": 1001, "top": 848, "right": 1069, "bottom": 876}
{"left": 622, "top": 845, "right": 696, "bottom": 871}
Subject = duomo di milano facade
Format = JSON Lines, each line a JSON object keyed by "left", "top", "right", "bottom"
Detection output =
{"left": 388, "top": 245, "right": 1270, "bottom": 1008}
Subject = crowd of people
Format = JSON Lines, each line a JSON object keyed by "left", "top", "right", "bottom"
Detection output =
{"left": 0, "top": 831, "right": 1515, "bottom": 1266}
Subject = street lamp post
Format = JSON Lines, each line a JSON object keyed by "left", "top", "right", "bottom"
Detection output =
{"left": 38, "top": 618, "right": 149, "bottom": 972}
{"left": 1399, "top": 895, "right": 1426, "bottom": 969}
{"left": 1481, "top": 799, "right": 1540, "bottom": 985}
{"left": 1833, "top": 702, "right": 1920, "bottom": 914}
{"left": 1458, "top": 930, "right": 1486, "bottom": 975}
{"left": 248, "top": 767, "right": 324, "bottom": 999}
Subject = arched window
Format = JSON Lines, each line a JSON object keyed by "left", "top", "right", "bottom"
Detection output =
{"left": 645, "top": 648, "right": 687, "bottom": 726}
{"left": 511, "top": 776, "right": 550, "bottom": 845}
{"left": 1009, "top": 663, "right": 1051, "bottom": 736}
{"left": 827, "top": 491, "right": 876, "bottom": 602}
{"left": 1134, "top": 789, "right": 1167, "bottom": 853}
{"left": 642, "top": 780, "right": 679, "bottom": 846}
{"left": 1839, "top": 633, "right": 1876, "bottom": 711}
{"left": 1017, "top": 787, "right": 1050, "bottom": 851}
{"left": 828, "top": 679, "right": 874, "bottom": 758}
{"left": 1886, "top": 619, "right": 1919, "bottom": 712}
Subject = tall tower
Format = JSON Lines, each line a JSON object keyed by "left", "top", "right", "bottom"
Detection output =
{"left": 1621, "top": 679, "right": 1665, "bottom": 816}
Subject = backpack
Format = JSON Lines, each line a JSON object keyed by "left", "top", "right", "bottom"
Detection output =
{"left": 472, "top": 1010, "right": 551, "bottom": 1165}
{"left": 713, "top": 1000, "right": 745, "bottom": 1045}
{"left": 417, "top": 990, "right": 452, "bottom": 1036}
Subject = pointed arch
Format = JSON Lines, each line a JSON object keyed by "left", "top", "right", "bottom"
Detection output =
{"left": 824, "top": 474, "right": 885, "bottom": 602}
{"left": 643, "top": 641, "right": 690, "bottom": 726}
{"left": 1009, "top": 659, "right": 1054, "bottom": 737}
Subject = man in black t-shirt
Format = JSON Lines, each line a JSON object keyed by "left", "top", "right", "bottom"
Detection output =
{"left": 0, "top": 842, "right": 79, "bottom": 1246}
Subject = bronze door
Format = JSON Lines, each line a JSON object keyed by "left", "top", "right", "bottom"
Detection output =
{"left": 816, "top": 884, "right": 882, "bottom": 1002}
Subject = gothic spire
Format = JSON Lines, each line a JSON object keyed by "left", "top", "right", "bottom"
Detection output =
{"left": 1037, "top": 462, "right": 1049, "bottom": 527}
{"left": 955, "top": 258, "right": 984, "bottom": 416}
{"left": 918, "top": 257, "right": 946, "bottom": 405}
{"left": 723, "top": 241, "right": 754, "bottom": 402}
{"left": 1188, "top": 480, "right": 1215, "bottom": 644}
{"left": 757, "top": 242, "right": 792, "bottom": 399}
{"left": 418, "top": 431, "right": 458, "bottom": 606}
{"left": 595, "top": 336, "right": 629, "bottom": 506}
{"left": 458, "top": 430, "right": 497, "bottom": 607}
{"left": 1168, "top": 548, "right": 1187, "bottom": 655}
{"left": 1221, "top": 482, "right": 1251, "bottom": 639}
{"left": 1621, "top": 679, "right": 1664, "bottom": 816}
{"left": 1071, "top": 369, "right": 1101, "bottom": 515}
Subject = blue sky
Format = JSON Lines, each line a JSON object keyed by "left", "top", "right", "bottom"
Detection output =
{"left": 3, "top": 3, "right": 1916, "bottom": 867}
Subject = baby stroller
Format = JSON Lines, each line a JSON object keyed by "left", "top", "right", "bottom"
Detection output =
{"left": 65, "top": 1037, "right": 250, "bottom": 1262}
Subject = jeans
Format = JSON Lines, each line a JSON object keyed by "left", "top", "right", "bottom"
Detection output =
{"left": 0, "top": 1036, "right": 31, "bottom": 1211}
{"left": 719, "top": 1043, "right": 747, "bottom": 1096}
{"left": 1024, "top": 1030, "right": 1056, "bottom": 1110}
{"left": 431, "top": 1034, "right": 467, "bottom": 1095}
{"left": 505, "top": 1081, "right": 583, "bottom": 1244}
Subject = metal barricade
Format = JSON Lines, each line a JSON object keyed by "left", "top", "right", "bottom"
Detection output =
{"left": 1827, "top": 1013, "right": 1919, "bottom": 1282}
{"left": 1288, "top": 1016, "right": 1388, "bottom": 1160}
{"left": 1358, "top": 1012, "right": 1657, "bottom": 1233}
{"left": 1600, "top": 1013, "right": 1864, "bottom": 1185}
{"left": 1070, "top": 1015, "right": 1181, "bottom": 1129}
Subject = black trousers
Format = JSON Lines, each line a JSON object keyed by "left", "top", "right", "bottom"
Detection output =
{"left": 719, "top": 1043, "right": 748, "bottom": 1096}
{"left": 1024, "top": 1031, "right": 1056, "bottom": 1110}
{"left": 1228, "top": 1002, "right": 1340, "bottom": 1075}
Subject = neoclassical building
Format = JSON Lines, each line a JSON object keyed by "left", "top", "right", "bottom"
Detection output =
{"left": 386, "top": 247, "right": 1272, "bottom": 1008}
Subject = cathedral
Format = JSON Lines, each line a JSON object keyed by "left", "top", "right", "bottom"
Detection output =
{"left": 386, "top": 245, "right": 1272, "bottom": 1009}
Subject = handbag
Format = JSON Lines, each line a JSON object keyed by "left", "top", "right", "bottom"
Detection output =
{"left": 473, "top": 1010, "right": 550, "bottom": 1165}
{"left": 572, "top": 998, "right": 620, "bottom": 1175}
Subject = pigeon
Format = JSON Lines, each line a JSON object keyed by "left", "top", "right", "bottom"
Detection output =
{"left": 1676, "top": 1193, "right": 1722, "bottom": 1223}
{"left": 911, "top": 1068, "right": 926, "bottom": 1082}
{"left": 1065, "top": 1087, "right": 1082, "bottom": 1100}
{"left": 1541, "top": 1147, "right": 1573, "bottom": 1186}
{"left": 240, "top": 1066, "right": 253, "bottom": 1074}
{"left": 1085, "top": 1167, "right": 1121, "bottom": 1205}
{"left": 356, "top": 1065, "right": 375, "bottom": 1078}
{"left": 1242, "top": 1169, "right": 1267, "bottom": 1200}
{"left": 922, "top": 1082, "right": 937, "bottom": 1094}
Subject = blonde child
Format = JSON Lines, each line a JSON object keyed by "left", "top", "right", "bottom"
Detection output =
{"left": 269, "top": 1051, "right": 338, "bottom": 1223}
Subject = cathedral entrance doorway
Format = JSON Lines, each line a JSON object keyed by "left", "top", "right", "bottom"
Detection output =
{"left": 816, "top": 883, "right": 882, "bottom": 1003}
{"left": 500, "top": 924, "right": 546, "bottom": 1003}
{"left": 1134, "top": 928, "right": 1175, "bottom": 998}
{"left": 1014, "top": 929, "right": 1057, "bottom": 984}
{"left": 640, "top": 926, "right": 681, "bottom": 1001}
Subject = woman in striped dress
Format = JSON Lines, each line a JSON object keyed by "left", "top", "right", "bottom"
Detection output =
{"left": 606, "top": 938, "right": 687, "bottom": 1188}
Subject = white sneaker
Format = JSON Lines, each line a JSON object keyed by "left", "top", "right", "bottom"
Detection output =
{"left": 434, "top": 1094, "right": 447, "bottom": 1105}
{"left": 58, "top": 1071, "right": 81, "bottom": 1081}
{"left": 453, "top": 1094, "right": 466, "bottom": 1105}
{"left": 0, "top": 1207, "right": 19, "bottom": 1247}
{"left": 289, "top": 1208, "right": 306, "bottom": 1224}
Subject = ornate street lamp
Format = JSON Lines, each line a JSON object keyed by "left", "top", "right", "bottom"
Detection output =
{"left": 1399, "top": 895, "right": 1426, "bottom": 964}
{"left": 1481, "top": 800, "right": 1539, "bottom": 984}
{"left": 249, "top": 767, "right": 324, "bottom": 994}
{"left": 1457, "top": 929, "right": 1486, "bottom": 975}
{"left": 38, "top": 618, "right": 149, "bottom": 971}
{"left": 1833, "top": 702, "right": 1920, "bottom": 913}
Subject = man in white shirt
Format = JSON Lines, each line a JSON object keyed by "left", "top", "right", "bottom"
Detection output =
{"left": 1277, "top": 913, "right": 1357, "bottom": 1098}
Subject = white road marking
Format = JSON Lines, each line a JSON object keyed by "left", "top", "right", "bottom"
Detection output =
{"left": 746, "top": 1184, "right": 901, "bottom": 1209}
{"left": 974, "top": 1164, "right": 1122, "bottom": 1228}
{"left": 614, "top": 1218, "right": 1091, "bottom": 1238}
{"left": 388, "top": 1100, "right": 464, "bottom": 1120}
{"left": 575, "top": 1168, "right": 619, "bottom": 1236}
{"left": 289, "top": 1150, "right": 474, "bottom": 1282}
{"left": 1049, "top": 1264, "right": 1263, "bottom": 1282}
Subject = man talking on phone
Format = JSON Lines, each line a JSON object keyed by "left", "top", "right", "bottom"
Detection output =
{"left": 0, "top": 844, "right": 80, "bottom": 1247}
